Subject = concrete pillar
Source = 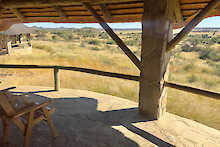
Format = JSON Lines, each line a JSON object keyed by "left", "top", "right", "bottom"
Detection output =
{"left": 139, "top": 0, "right": 173, "bottom": 119}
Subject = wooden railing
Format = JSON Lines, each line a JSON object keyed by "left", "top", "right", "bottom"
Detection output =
{"left": 0, "top": 64, "right": 219, "bottom": 101}
{"left": 0, "top": 64, "right": 139, "bottom": 91}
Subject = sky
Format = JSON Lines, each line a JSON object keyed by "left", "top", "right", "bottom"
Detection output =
{"left": 25, "top": 16, "right": 220, "bottom": 29}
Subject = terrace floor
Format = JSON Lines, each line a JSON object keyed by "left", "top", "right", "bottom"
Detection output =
{"left": 0, "top": 85, "right": 220, "bottom": 147}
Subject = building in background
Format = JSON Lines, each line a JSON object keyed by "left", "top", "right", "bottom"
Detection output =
{"left": 0, "top": 23, "right": 33, "bottom": 55}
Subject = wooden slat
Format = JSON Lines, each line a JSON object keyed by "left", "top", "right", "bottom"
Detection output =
{"left": 0, "top": 0, "right": 143, "bottom": 9}
{"left": 180, "top": 0, "right": 211, "bottom": 4}
{"left": 174, "top": 0, "right": 184, "bottom": 23}
{"left": 10, "top": 8, "right": 25, "bottom": 21}
{"left": 54, "top": 6, "right": 68, "bottom": 19}
{"left": 100, "top": 4, "right": 112, "bottom": 20}
{"left": 182, "top": 10, "right": 198, "bottom": 16}
{"left": 181, "top": 3, "right": 207, "bottom": 10}
{"left": 84, "top": 2, "right": 141, "bottom": 70}
{"left": 167, "top": 0, "right": 220, "bottom": 52}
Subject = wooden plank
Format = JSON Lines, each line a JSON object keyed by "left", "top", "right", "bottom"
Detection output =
{"left": 167, "top": 0, "right": 220, "bottom": 52}
{"left": 165, "top": 82, "right": 220, "bottom": 100}
{"left": 100, "top": 4, "right": 112, "bottom": 21}
{"left": 1, "top": 0, "right": 143, "bottom": 9}
{"left": 180, "top": 0, "right": 211, "bottom": 4}
{"left": 10, "top": 8, "right": 24, "bottom": 21}
{"left": 84, "top": 2, "right": 141, "bottom": 70}
{"left": 180, "top": 3, "right": 207, "bottom": 10}
{"left": 54, "top": 6, "right": 68, "bottom": 20}
{"left": 175, "top": 0, "right": 184, "bottom": 23}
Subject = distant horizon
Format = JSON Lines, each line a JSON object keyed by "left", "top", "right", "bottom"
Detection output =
{"left": 25, "top": 16, "right": 220, "bottom": 29}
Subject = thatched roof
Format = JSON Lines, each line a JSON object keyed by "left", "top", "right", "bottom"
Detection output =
{"left": 0, "top": 0, "right": 219, "bottom": 28}
{"left": 0, "top": 23, "right": 33, "bottom": 35}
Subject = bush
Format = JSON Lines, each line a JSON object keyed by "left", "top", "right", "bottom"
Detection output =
{"left": 199, "top": 48, "right": 211, "bottom": 60}
{"left": 88, "top": 39, "right": 100, "bottom": 45}
{"left": 183, "top": 63, "right": 194, "bottom": 71}
{"left": 203, "top": 80, "right": 215, "bottom": 87}
{"left": 106, "top": 40, "right": 115, "bottom": 45}
{"left": 32, "top": 43, "right": 54, "bottom": 53}
{"left": 90, "top": 47, "right": 100, "bottom": 51}
{"left": 187, "top": 74, "right": 198, "bottom": 83}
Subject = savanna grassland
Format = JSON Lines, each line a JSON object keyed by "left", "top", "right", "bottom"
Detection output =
{"left": 1, "top": 27, "right": 220, "bottom": 130}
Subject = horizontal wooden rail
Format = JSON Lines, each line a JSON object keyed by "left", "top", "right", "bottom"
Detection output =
{"left": 164, "top": 82, "right": 220, "bottom": 100}
{"left": 1, "top": 64, "right": 220, "bottom": 101}
{"left": 0, "top": 64, "right": 140, "bottom": 82}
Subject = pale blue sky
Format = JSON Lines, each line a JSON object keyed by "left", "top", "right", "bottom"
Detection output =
{"left": 25, "top": 16, "right": 220, "bottom": 29}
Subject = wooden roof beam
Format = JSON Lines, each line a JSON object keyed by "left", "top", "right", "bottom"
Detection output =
{"left": 175, "top": 0, "right": 184, "bottom": 24}
{"left": 54, "top": 6, "right": 68, "bottom": 20}
{"left": 167, "top": 0, "right": 220, "bottom": 52}
{"left": 0, "top": 0, "right": 142, "bottom": 9}
{"left": 10, "top": 8, "right": 24, "bottom": 21}
{"left": 100, "top": 4, "right": 112, "bottom": 21}
{"left": 83, "top": 2, "right": 141, "bottom": 70}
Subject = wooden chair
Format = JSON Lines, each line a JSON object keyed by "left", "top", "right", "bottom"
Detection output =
{"left": 0, "top": 89, "right": 57, "bottom": 147}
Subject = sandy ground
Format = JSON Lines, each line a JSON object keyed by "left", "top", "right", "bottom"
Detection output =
{"left": 0, "top": 85, "right": 220, "bottom": 147}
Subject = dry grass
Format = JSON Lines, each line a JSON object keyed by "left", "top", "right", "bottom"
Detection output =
{"left": 0, "top": 32, "right": 220, "bottom": 131}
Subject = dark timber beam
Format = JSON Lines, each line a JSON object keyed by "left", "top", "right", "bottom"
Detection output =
{"left": 84, "top": 2, "right": 141, "bottom": 70}
{"left": 139, "top": 0, "right": 173, "bottom": 119}
{"left": 167, "top": 0, "right": 220, "bottom": 52}
{"left": 100, "top": 4, "right": 112, "bottom": 21}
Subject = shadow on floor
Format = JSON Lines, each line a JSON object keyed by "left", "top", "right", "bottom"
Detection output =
{"left": 0, "top": 90, "right": 175, "bottom": 147}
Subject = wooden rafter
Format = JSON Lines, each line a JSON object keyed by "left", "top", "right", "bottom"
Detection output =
{"left": 100, "top": 4, "right": 112, "bottom": 21}
{"left": 167, "top": 0, "right": 220, "bottom": 52}
{"left": 54, "top": 6, "right": 68, "bottom": 20}
{"left": 174, "top": 0, "right": 183, "bottom": 24}
{"left": 0, "top": 0, "right": 142, "bottom": 9}
{"left": 83, "top": 2, "right": 141, "bottom": 70}
{"left": 10, "top": 8, "right": 24, "bottom": 21}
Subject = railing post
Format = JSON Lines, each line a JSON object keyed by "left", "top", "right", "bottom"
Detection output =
{"left": 54, "top": 66, "right": 60, "bottom": 91}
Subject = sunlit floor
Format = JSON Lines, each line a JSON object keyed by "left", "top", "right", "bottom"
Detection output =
{"left": 0, "top": 86, "right": 220, "bottom": 147}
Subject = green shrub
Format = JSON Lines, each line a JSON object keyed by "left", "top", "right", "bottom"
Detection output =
{"left": 106, "top": 40, "right": 115, "bottom": 45}
{"left": 187, "top": 74, "right": 198, "bottom": 83}
{"left": 184, "top": 63, "right": 194, "bottom": 71}
{"left": 88, "top": 39, "right": 100, "bottom": 45}
{"left": 201, "top": 68, "right": 209, "bottom": 74}
{"left": 52, "top": 35, "right": 56, "bottom": 41}
{"left": 90, "top": 47, "right": 100, "bottom": 51}
{"left": 203, "top": 80, "right": 216, "bottom": 87}
{"left": 199, "top": 48, "right": 211, "bottom": 60}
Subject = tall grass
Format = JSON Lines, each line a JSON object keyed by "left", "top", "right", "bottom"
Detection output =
{"left": 1, "top": 30, "right": 220, "bottom": 131}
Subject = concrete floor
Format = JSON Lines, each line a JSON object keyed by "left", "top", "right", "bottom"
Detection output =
{"left": 0, "top": 86, "right": 220, "bottom": 147}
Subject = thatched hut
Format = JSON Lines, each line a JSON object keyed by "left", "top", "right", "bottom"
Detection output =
{"left": 0, "top": 23, "right": 33, "bottom": 55}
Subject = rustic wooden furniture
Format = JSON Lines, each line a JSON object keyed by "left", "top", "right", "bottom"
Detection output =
{"left": 0, "top": 89, "right": 57, "bottom": 147}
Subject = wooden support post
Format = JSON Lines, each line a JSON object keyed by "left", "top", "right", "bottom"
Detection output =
{"left": 167, "top": 0, "right": 220, "bottom": 51}
{"left": 54, "top": 67, "right": 60, "bottom": 91}
{"left": 139, "top": 0, "right": 173, "bottom": 119}
{"left": 84, "top": 3, "right": 141, "bottom": 70}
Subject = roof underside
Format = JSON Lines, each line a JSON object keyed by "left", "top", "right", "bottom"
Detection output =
{"left": 0, "top": 0, "right": 219, "bottom": 28}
